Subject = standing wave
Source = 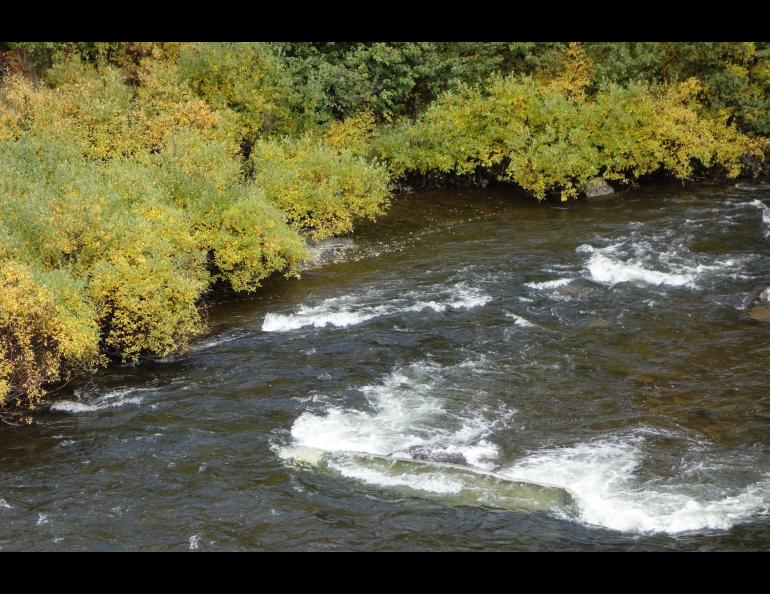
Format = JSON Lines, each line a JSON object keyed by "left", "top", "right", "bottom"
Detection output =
{"left": 499, "top": 434, "right": 770, "bottom": 534}
{"left": 262, "top": 284, "right": 492, "bottom": 332}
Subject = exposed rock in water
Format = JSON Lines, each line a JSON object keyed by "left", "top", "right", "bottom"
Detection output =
{"left": 404, "top": 445, "right": 468, "bottom": 466}
{"left": 558, "top": 281, "right": 598, "bottom": 298}
{"left": 747, "top": 287, "right": 770, "bottom": 322}
{"left": 583, "top": 178, "right": 615, "bottom": 198}
{"left": 738, "top": 149, "right": 770, "bottom": 180}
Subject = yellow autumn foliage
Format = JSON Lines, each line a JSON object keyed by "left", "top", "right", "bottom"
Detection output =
{"left": 0, "top": 49, "right": 391, "bottom": 412}
{"left": 0, "top": 261, "right": 102, "bottom": 408}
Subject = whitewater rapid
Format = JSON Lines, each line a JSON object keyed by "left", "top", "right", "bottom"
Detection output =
{"left": 284, "top": 360, "right": 506, "bottom": 470}
{"left": 262, "top": 283, "right": 492, "bottom": 332}
{"left": 279, "top": 359, "right": 770, "bottom": 535}
{"left": 750, "top": 199, "right": 770, "bottom": 236}
{"left": 500, "top": 435, "right": 770, "bottom": 534}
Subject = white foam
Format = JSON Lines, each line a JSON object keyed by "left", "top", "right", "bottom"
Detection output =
{"left": 736, "top": 182, "right": 770, "bottom": 192}
{"left": 0, "top": 498, "right": 11, "bottom": 509}
{"left": 36, "top": 513, "right": 49, "bottom": 526}
{"left": 50, "top": 387, "right": 147, "bottom": 413}
{"left": 262, "top": 284, "right": 491, "bottom": 332}
{"left": 443, "top": 285, "right": 494, "bottom": 309}
{"left": 263, "top": 306, "right": 381, "bottom": 331}
{"left": 188, "top": 534, "right": 200, "bottom": 550}
{"left": 579, "top": 227, "right": 756, "bottom": 290}
{"left": 506, "top": 313, "right": 535, "bottom": 328}
{"left": 403, "top": 288, "right": 492, "bottom": 313}
{"left": 586, "top": 252, "right": 695, "bottom": 287}
{"left": 499, "top": 437, "right": 770, "bottom": 534}
{"left": 525, "top": 278, "right": 573, "bottom": 290}
{"left": 188, "top": 330, "right": 244, "bottom": 352}
{"left": 286, "top": 360, "right": 506, "bottom": 474}
{"left": 750, "top": 199, "right": 770, "bottom": 233}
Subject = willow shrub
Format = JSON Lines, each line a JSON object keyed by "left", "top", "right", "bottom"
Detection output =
{"left": 0, "top": 134, "right": 311, "bottom": 408}
{"left": 0, "top": 54, "right": 393, "bottom": 410}
{"left": 0, "top": 136, "right": 207, "bottom": 372}
{"left": 176, "top": 42, "right": 313, "bottom": 139}
{"left": 249, "top": 114, "right": 391, "bottom": 240}
{"left": 0, "top": 57, "right": 242, "bottom": 159}
{"left": 154, "top": 129, "right": 308, "bottom": 291}
{"left": 374, "top": 75, "right": 753, "bottom": 199}
{"left": 0, "top": 262, "right": 102, "bottom": 409}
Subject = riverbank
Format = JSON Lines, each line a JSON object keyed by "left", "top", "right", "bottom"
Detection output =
{"left": 2, "top": 173, "right": 769, "bottom": 427}
{"left": 2, "top": 42, "right": 770, "bottom": 419}
{"left": 6, "top": 176, "right": 766, "bottom": 422}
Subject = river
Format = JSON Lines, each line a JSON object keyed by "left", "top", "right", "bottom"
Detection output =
{"left": 2, "top": 182, "right": 770, "bottom": 550}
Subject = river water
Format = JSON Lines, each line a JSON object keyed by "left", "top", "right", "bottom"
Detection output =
{"left": 2, "top": 182, "right": 770, "bottom": 551}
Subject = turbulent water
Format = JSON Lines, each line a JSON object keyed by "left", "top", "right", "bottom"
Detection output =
{"left": 3, "top": 182, "right": 770, "bottom": 550}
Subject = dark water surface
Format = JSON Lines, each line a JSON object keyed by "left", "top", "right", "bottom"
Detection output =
{"left": 3, "top": 183, "right": 770, "bottom": 550}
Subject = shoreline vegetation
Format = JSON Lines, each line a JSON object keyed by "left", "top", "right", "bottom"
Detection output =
{"left": 2, "top": 41, "right": 770, "bottom": 422}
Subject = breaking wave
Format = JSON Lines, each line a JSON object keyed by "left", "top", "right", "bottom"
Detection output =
{"left": 500, "top": 434, "right": 770, "bottom": 534}
{"left": 262, "top": 284, "right": 492, "bottom": 332}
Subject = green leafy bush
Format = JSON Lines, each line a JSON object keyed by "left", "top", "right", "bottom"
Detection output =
{"left": 153, "top": 129, "right": 309, "bottom": 291}
{"left": 374, "top": 75, "right": 751, "bottom": 199}
{"left": 0, "top": 49, "right": 391, "bottom": 410}
{"left": 249, "top": 130, "right": 391, "bottom": 239}
{"left": 177, "top": 42, "right": 310, "bottom": 139}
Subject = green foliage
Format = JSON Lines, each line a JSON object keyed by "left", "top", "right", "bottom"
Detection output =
{"left": 87, "top": 244, "right": 207, "bottom": 361}
{"left": 177, "top": 42, "right": 311, "bottom": 139}
{"left": 374, "top": 74, "right": 751, "bottom": 199}
{"left": 7, "top": 41, "right": 770, "bottom": 138}
{"left": 0, "top": 134, "right": 207, "bottom": 362}
{"left": 0, "top": 261, "right": 102, "bottom": 409}
{"left": 275, "top": 42, "right": 563, "bottom": 123}
{"left": 153, "top": 129, "right": 309, "bottom": 291}
{"left": 585, "top": 42, "right": 770, "bottom": 137}
{"left": 249, "top": 126, "right": 391, "bottom": 239}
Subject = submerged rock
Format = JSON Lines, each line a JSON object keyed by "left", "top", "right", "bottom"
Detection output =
{"left": 748, "top": 305, "right": 770, "bottom": 322}
{"left": 301, "top": 237, "right": 356, "bottom": 271}
{"left": 278, "top": 446, "right": 577, "bottom": 514}
{"left": 583, "top": 178, "right": 615, "bottom": 198}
